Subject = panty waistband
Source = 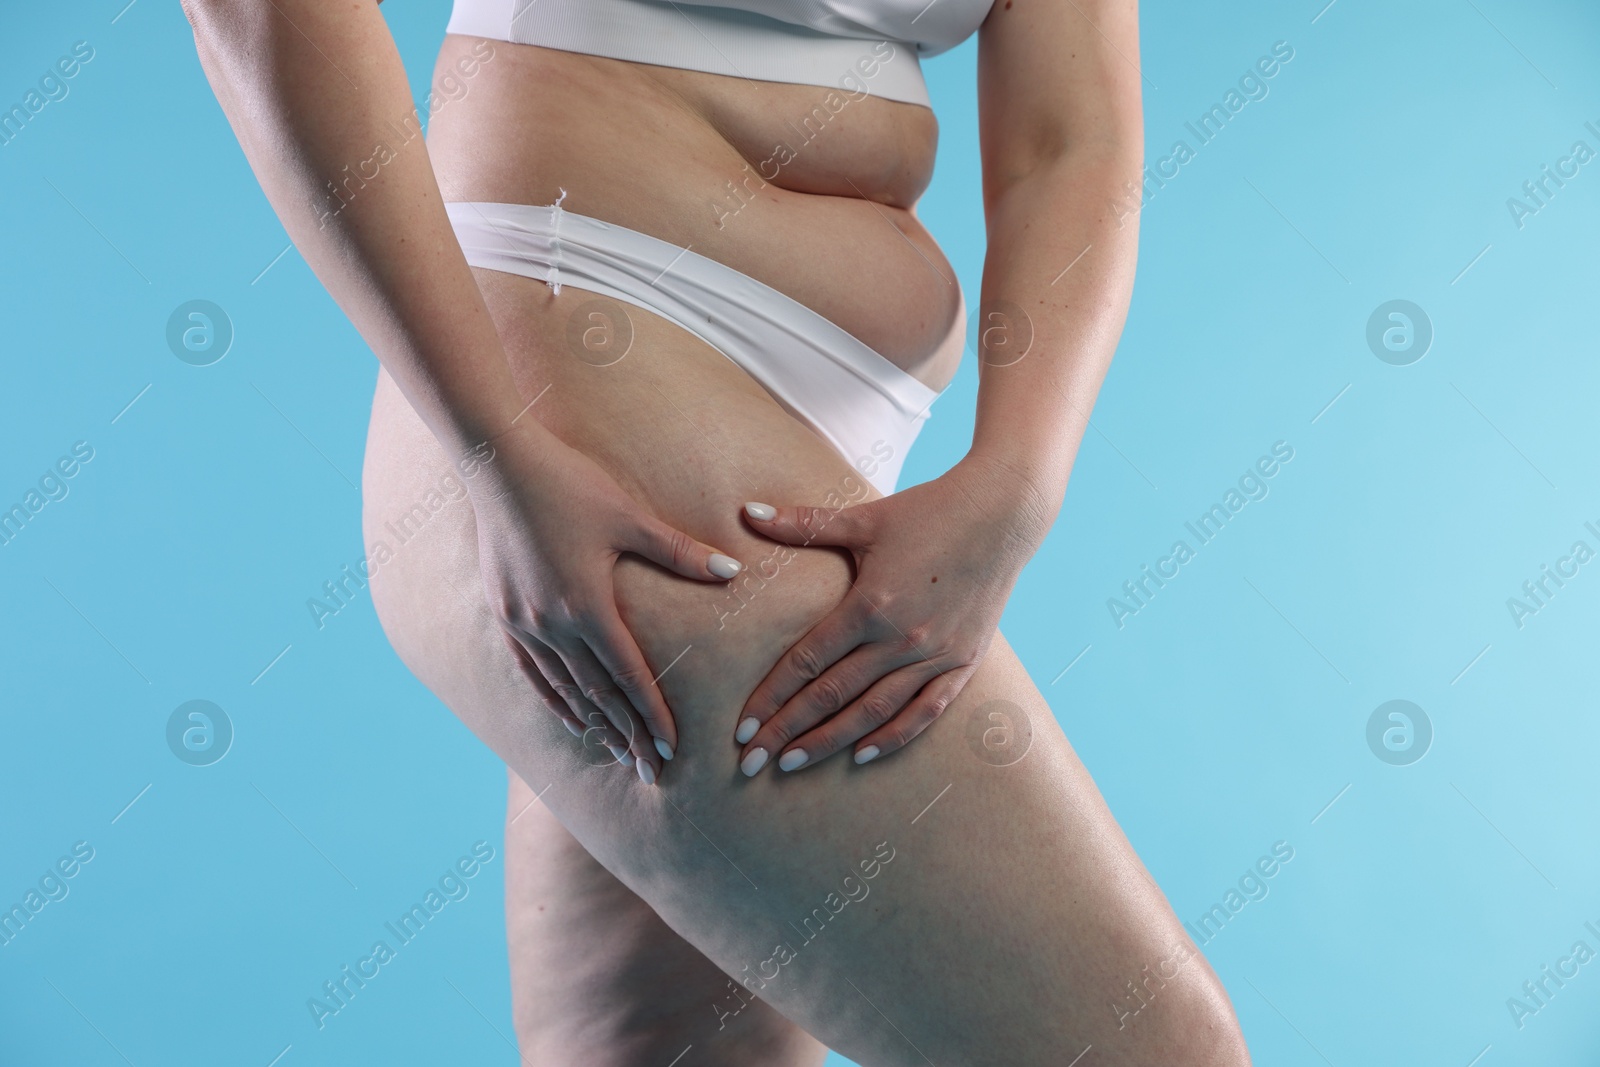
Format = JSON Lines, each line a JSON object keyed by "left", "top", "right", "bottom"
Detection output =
{"left": 445, "top": 197, "right": 951, "bottom": 495}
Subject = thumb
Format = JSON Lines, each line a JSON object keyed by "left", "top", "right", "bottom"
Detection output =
{"left": 741, "top": 500, "right": 872, "bottom": 549}
{"left": 628, "top": 517, "right": 746, "bottom": 583}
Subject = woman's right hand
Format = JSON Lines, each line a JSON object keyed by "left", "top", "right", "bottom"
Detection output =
{"left": 462, "top": 421, "right": 744, "bottom": 785}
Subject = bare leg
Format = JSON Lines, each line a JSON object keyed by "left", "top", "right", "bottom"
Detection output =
{"left": 504, "top": 769, "right": 826, "bottom": 1065}
{"left": 364, "top": 270, "right": 1251, "bottom": 1065}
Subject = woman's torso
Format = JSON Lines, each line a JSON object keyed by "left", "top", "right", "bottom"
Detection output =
{"left": 423, "top": 27, "right": 967, "bottom": 388}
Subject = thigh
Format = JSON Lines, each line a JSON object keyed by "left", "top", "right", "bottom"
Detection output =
{"left": 503, "top": 768, "right": 827, "bottom": 1066}
{"left": 363, "top": 271, "right": 1249, "bottom": 1066}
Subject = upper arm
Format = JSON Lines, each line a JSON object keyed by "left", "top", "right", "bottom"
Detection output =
{"left": 976, "top": 0, "right": 1143, "bottom": 204}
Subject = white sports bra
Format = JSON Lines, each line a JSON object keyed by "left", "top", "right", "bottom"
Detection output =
{"left": 446, "top": 0, "right": 997, "bottom": 107}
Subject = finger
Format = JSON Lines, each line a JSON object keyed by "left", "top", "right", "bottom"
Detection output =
{"left": 735, "top": 602, "right": 870, "bottom": 744}
{"left": 549, "top": 634, "right": 662, "bottom": 783}
{"left": 627, "top": 516, "right": 745, "bottom": 584}
{"left": 513, "top": 631, "right": 595, "bottom": 735}
{"left": 582, "top": 612, "right": 681, "bottom": 763}
{"left": 742, "top": 499, "right": 873, "bottom": 550}
{"left": 524, "top": 641, "right": 631, "bottom": 760}
{"left": 777, "top": 664, "right": 941, "bottom": 771}
{"left": 523, "top": 640, "right": 631, "bottom": 763}
{"left": 501, "top": 630, "right": 586, "bottom": 739}
{"left": 854, "top": 666, "right": 975, "bottom": 765}
{"left": 740, "top": 644, "right": 917, "bottom": 776}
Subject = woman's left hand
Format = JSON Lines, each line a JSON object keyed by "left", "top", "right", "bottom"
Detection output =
{"left": 732, "top": 454, "right": 1053, "bottom": 775}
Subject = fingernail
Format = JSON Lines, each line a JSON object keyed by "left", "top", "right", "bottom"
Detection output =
{"left": 610, "top": 746, "right": 635, "bottom": 767}
{"left": 778, "top": 748, "right": 808, "bottom": 771}
{"left": 654, "top": 737, "right": 674, "bottom": 761}
{"left": 708, "top": 553, "right": 743, "bottom": 579}
{"left": 564, "top": 719, "right": 586, "bottom": 738}
{"left": 744, "top": 501, "right": 776, "bottom": 521}
{"left": 740, "top": 747, "right": 769, "bottom": 777}
{"left": 637, "top": 759, "right": 657, "bottom": 786}
{"left": 854, "top": 745, "right": 880, "bottom": 765}
{"left": 735, "top": 716, "right": 759, "bottom": 744}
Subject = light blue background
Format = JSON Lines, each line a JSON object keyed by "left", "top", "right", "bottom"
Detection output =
{"left": 2, "top": 1, "right": 1597, "bottom": 1064}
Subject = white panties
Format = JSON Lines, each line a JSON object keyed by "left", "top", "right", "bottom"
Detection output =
{"left": 445, "top": 198, "right": 952, "bottom": 495}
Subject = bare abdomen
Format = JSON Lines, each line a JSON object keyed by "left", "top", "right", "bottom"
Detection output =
{"left": 424, "top": 34, "right": 963, "bottom": 387}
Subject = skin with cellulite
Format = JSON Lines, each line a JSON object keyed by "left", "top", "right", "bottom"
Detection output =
{"left": 185, "top": 0, "right": 1254, "bottom": 1059}
{"left": 364, "top": 33, "right": 1249, "bottom": 1055}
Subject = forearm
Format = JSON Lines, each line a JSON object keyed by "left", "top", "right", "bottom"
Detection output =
{"left": 968, "top": 142, "right": 1142, "bottom": 534}
{"left": 182, "top": 0, "right": 531, "bottom": 460}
